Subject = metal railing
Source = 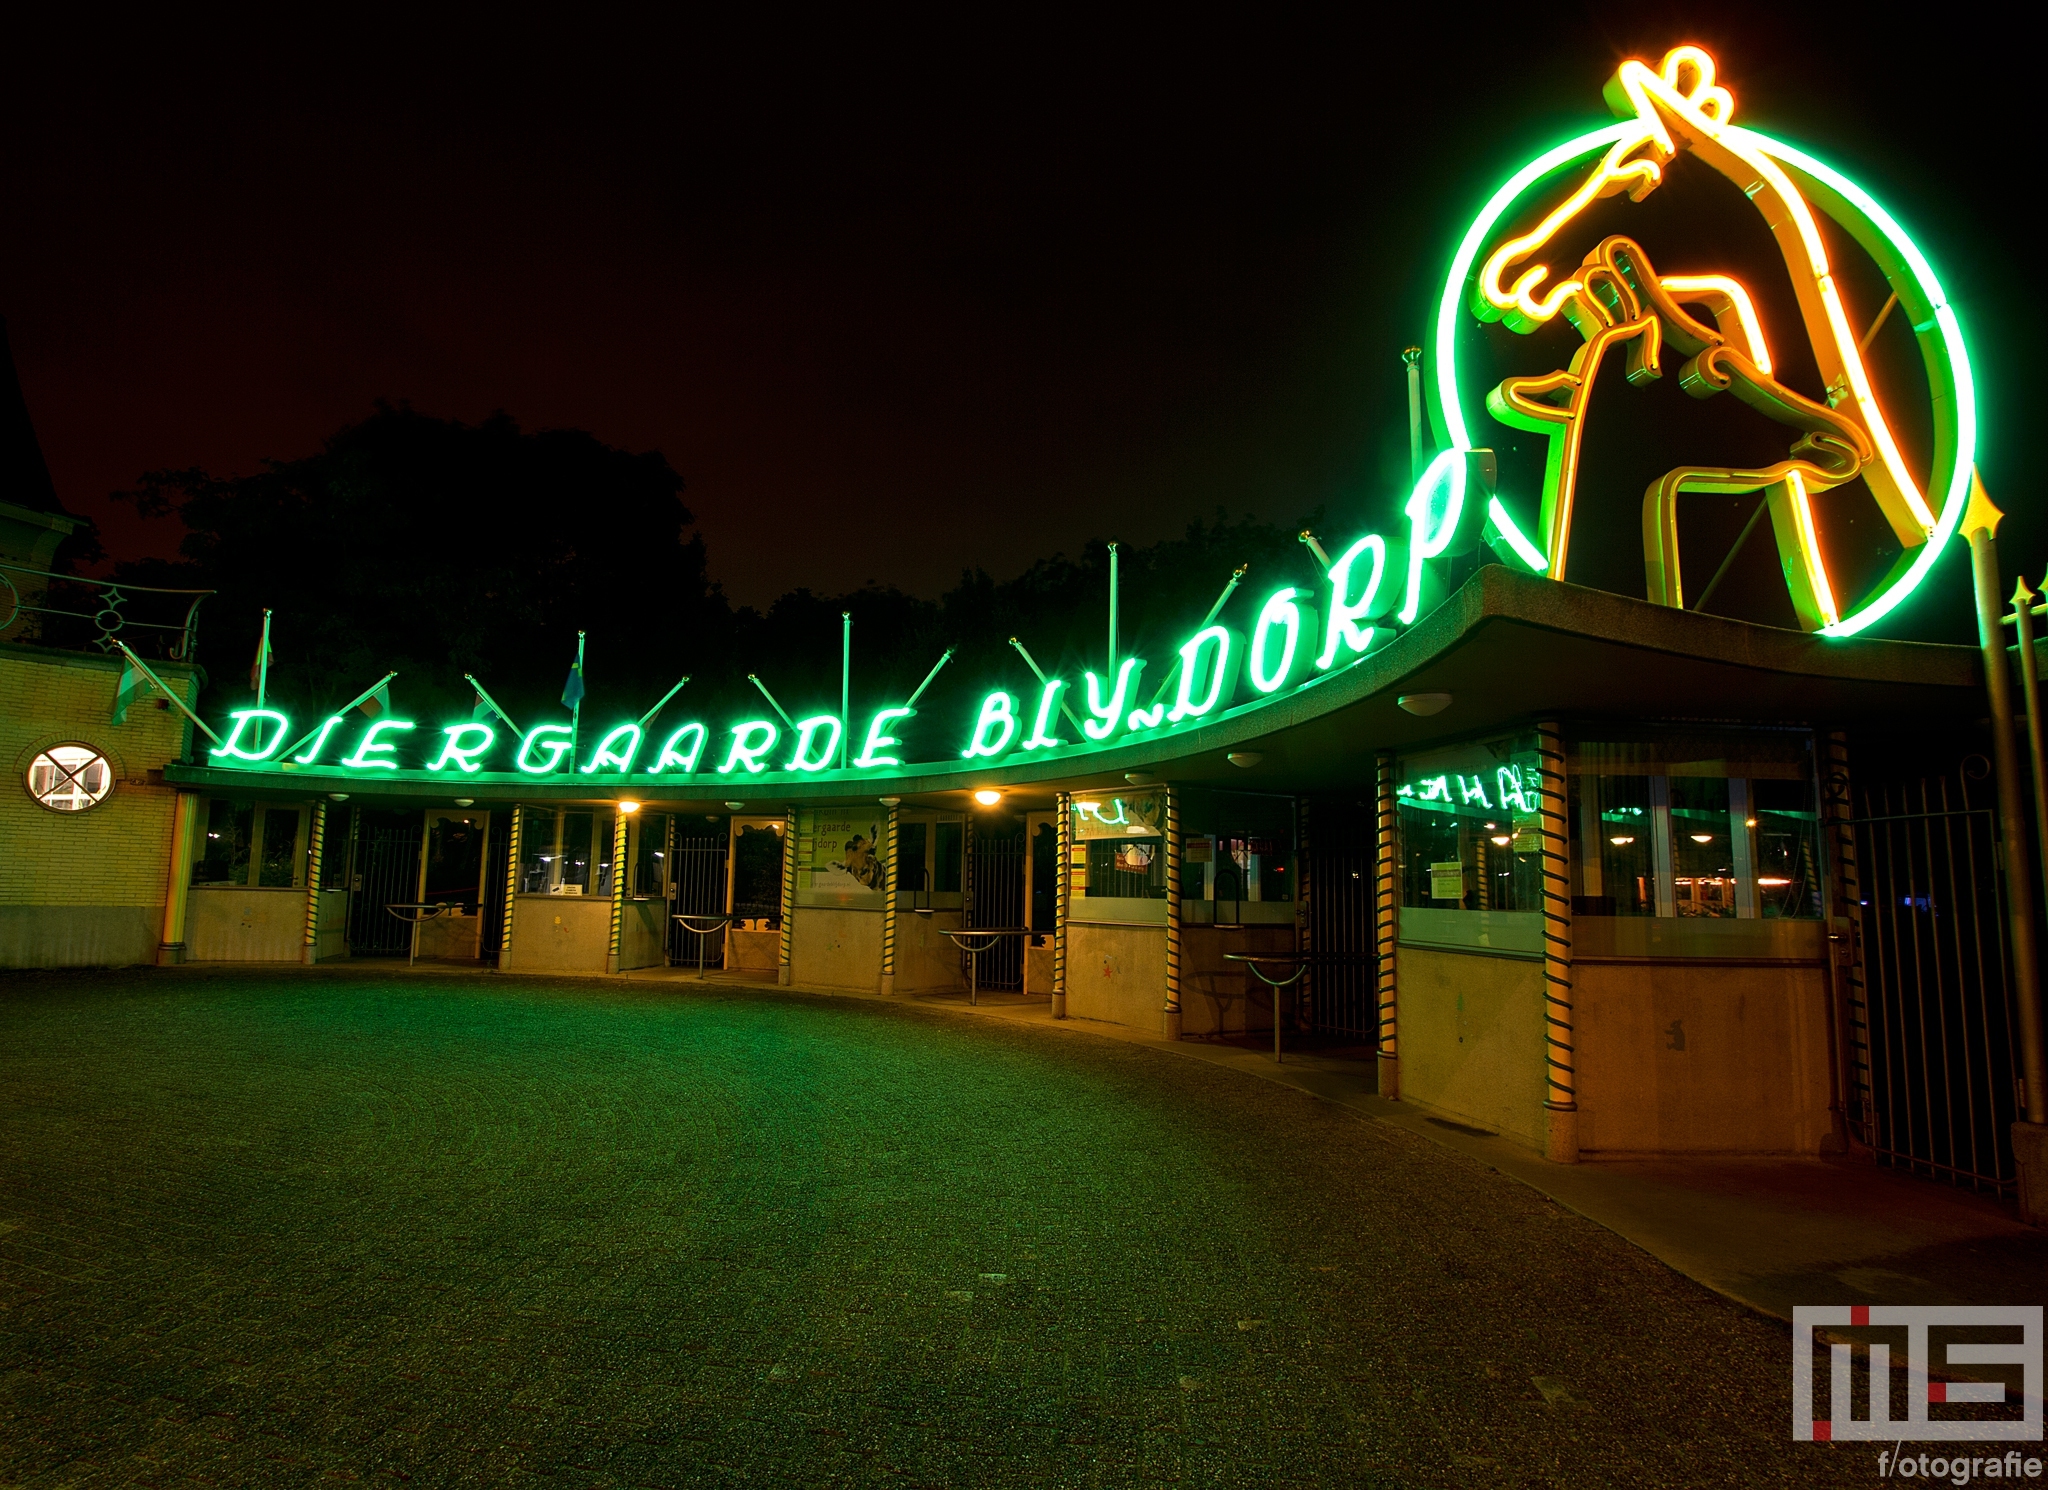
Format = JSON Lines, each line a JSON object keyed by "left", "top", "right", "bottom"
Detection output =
{"left": 0, "top": 558, "right": 213, "bottom": 660}
{"left": 1847, "top": 769, "right": 2021, "bottom": 1193}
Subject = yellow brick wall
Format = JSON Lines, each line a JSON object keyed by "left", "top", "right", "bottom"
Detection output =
{"left": 0, "top": 645, "right": 199, "bottom": 909}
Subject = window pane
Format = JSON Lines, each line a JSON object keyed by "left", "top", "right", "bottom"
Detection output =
{"left": 898, "top": 822, "right": 929, "bottom": 893}
{"left": 1752, "top": 779, "right": 1824, "bottom": 919}
{"left": 934, "top": 821, "right": 963, "bottom": 893}
{"left": 518, "top": 807, "right": 557, "bottom": 893}
{"left": 558, "top": 813, "right": 594, "bottom": 893}
{"left": 732, "top": 823, "right": 785, "bottom": 923}
{"left": 258, "top": 807, "right": 301, "bottom": 887}
{"left": 195, "top": 800, "right": 253, "bottom": 885}
{"left": 424, "top": 813, "right": 486, "bottom": 902}
{"left": 1397, "top": 734, "right": 1542, "bottom": 912}
{"left": 1670, "top": 777, "right": 1736, "bottom": 918}
{"left": 1571, "top": 774, "right": 1655, "bottom": 915}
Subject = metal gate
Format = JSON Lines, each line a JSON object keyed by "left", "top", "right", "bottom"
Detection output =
{"left": 347, "top": 811, "right": 424, "bottom": 956}
{"left": 666, "top": 827, "right": 731, "bottom": 968}
{"left": 969, "top": 831, "right": 1026, "bottom": 990}
{"left": 1847, "top": 768, "right": 2022, "bottom": 1193}
{"left": 1301, "top": 846, "right": 1376, "bottom": 1040}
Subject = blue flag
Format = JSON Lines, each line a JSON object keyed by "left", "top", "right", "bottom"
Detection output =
{"left": 561, "top": 660, "right": 585, "bottom": 709}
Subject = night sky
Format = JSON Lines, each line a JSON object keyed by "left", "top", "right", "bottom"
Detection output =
{"left": 1, "top": 8, "right": 2032, "bottom": 639}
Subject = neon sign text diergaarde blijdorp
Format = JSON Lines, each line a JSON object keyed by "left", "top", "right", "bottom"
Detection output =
{"left": 201, "top": 44, "right": 1973, "bottom": 783}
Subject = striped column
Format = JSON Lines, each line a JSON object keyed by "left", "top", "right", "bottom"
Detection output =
{"left": 301, "top": 800, "right": 326, "bottom": 964}
{"left": 1296, "top": 796, "right": 1312, "bottom": 1029}
{"left": 500, "top": 807, "right": 523, "bottom": 963}
{"left": 1052, "top": 792, "right": 1070, "bottom": 1019}
{"left": 1538, "top": 721, "right": 1578, "bottom": 1163}
{"left": 1823, "top": 730, "right": 1870, "bottom": 1147}
{"left": 880, "top": 800, "right": 900, "bottom": 995}
{"left": 606, "top": 809, "right": 630, "bottom": 974}
{"left": 1375, "top": 751, "right": 1399, "bottom": 1098}
{"left": 157, "top": 791, "right": 202, "bottom": 966}
{"left": 1164, "top": 786, "right": 1182, "bottom": 1040}
{"left": 778, "top": 808, "right": 797, "bottom": 985}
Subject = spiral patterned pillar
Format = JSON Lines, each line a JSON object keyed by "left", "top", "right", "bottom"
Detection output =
{"left": 606, "top": 809, "right": 631, "bottom": 974}
{"left": 301, "top": 800, "right": 327, "bottom": 964}
{"left": 1374, "top": 751, "right": 1399, "bottom": 1099}
{"left": 1295, "top": 796, "right": 1312, "bottom": 1033}
{"left": 777, "top": 808, "right": 798, "bottom": 985}
{"left": 1823, "top": 730, "right": 1870, "bottom": 1147}
{"left": 1163, "top": 786, "right": 1182, "bottom": 1040}
{"left": 880, "top": 800, "right": 900, "bottom": 996}
{"left": 1052, "top": 792, "right": 1070, "bottom": 1019}
{"left": 1537, "top": 721, "right": 1578, "bottom": 1163}
{"left": 500, "top": 806, "right": 523, "bottom": 965}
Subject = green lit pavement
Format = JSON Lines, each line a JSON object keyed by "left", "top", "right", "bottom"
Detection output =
{"left": 4, "top": 969, "right": 1863, "bottom": 1487}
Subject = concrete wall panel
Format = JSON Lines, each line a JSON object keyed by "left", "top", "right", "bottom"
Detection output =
{"left": 793, "top": 907, "right": 882, "bottom": 992}
{"left": 188, "top": 886, "right": 308, "bottom": 962}
{"left": 0, "top": 904, "right": 159, "bottom": 968}
{"left": 1397, "top": 946, "right": 1547, "bottom": 1148}
{"left": 1066, "top": 923, "right": 1166, "bottom": 1031}
{"left": 501, "top": 896, "right": 612, "bottom": 974}
{"left": 1574, "top": 960, "right": 1832, "bottom": 1154}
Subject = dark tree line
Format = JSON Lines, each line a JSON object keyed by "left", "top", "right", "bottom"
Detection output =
{"left": 114, "top": 404, "right": 1334, "bottom": 762}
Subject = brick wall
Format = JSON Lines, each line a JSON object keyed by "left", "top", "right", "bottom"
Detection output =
{"left": 0, "top": 643, "right": 198, "bottom": 912}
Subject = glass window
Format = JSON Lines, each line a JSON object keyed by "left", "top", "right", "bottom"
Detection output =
{"left": 423, "top": 812, "right": 486, "bottom": 903}
{"left": 258, "top": 806, "right": 303, "bottom": 887}
{"left": 1567, "top": 729, "right": 1821, "bottom": 920}
{"left": 1396, "top": 733, "right": 1544, "bottom": 912}
{"left": 732, "top": 821, "right": 785, "bottom": 923}
{"left": 517, "top": 806, "right": 558, "bottom": 893}
{"left": 1071, "top": 793, "right": 1168, "bottom": 900}
{"left": 934, "top": 820, "right": 963, "bottom": 894}
{"left": 632, "top": 813, "right": 668, "bottom": 899}
{"left": 195, "top": 799, "right": 253, "bottom": 885}
{"left": 27, "top": 745, "right": 112, "bottom": 812}
{"left": 898, "top": 821, "right": 929, "bottom": 894}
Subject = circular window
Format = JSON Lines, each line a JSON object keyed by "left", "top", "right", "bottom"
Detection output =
{"left": 27, "top": 745, "right": 114, "bottom": 812}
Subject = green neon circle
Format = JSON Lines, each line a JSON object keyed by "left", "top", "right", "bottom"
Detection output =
{"left": 1430, "top": 120, "right": 1976, "bottom": 639}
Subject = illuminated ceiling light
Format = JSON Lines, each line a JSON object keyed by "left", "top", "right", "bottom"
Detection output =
{"left": 1397, "top": 693, "right": 1453, "bottom": 717}
{"left": 1125, "top": 771, "right": 1155, "bottom": 785}
{"left": 1227, "top": 752, "right": 1263, "bottom": 768}
{"left": 1610, "top": 835, "right": 1635, "bottom": 846}
{"left": 1690, "top": 833, "right": 1714, "bottom": 843}
{"left": 329, "top": 792, "right": 349, "bottom": 802}
{"left": 1490, "top": 835, "right": 1512, "bottom": 847}
{"left": 723, "top": 801, "right": 746, "bottom": 811}
{"left": 454, "top": 798, "right": 474, "bottom": 807}
{"left": 973, "top": 789, "right": 1002, "bottom": 806}
{"left": 619, "top": 801, "right": 641, "bottom": 814}
{"left": 1745, "top": 817, "right": 1758, "bottom": 827}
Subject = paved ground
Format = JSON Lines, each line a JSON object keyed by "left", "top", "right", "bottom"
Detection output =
{"left": 2, "top": 969, "right": 1894, "bottom": 1486}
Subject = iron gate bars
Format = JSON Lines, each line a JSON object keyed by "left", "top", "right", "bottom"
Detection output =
{"left": 1848, "top": 773, "right": 2022, "bottom": 1193}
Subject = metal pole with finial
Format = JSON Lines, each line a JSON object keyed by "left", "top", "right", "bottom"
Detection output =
{"left": 1107, "top": 541, "right": 1120, "bottom": 675}
{"left": 1402, "top": 347, "right": 1425, "bottom": 483}
{"left": 840, "top": 611, "right": 852, "bottom": 771}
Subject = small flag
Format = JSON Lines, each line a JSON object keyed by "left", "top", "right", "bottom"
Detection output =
{"left": 472, "top": 686, "right": 492, "bottom": 723}
{"left": 110, "top": 655, "right": 146, "bottom": 725}
{"left": 561, "top": 659, "right": 586, "bottom": 710}
{"left": 248, "top": 627, "right": 273, "bottom": 692}
{"left": 358, "top": 679, "right": 392, "bottom": 718}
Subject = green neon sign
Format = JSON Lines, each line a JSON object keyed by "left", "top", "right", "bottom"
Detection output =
{"left": 717, "top": 721, "right": 778, "bottom": 774}
{"left": 580, "top": 723, "right": 642, "bottom": 774}
{"left": 341, "top": 718, "right": 416, "bottom": 770}
{"left": 963, "top": 692, "right": 1020, "bottom": 758}
{"left": 212, "top": 708, "right": 290, "bottom": 762}
{"left": 517, "top": 724, "right": 575, "bottom": 775}
{"left": 648, "top": 722, "right": 708, "bottom": 773}
{"left": 854, "top": 708, "right": 914, "bottom": 769}
{"left": 427, "top": 722, "right": 497, "bottom": 773}
{"left": 788, "top": 715, "right": 843, "bottom": 772}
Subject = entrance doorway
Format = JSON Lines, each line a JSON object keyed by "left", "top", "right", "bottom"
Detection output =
{"left": 345, "top": 807, "right": 424, "bottom": 956}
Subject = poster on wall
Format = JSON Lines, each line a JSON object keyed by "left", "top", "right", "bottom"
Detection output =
{"left": 802, "top": 810, "right": 887, "bottom": 906}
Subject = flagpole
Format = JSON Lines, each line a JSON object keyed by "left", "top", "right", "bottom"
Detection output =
{"left": 840, "top": 611, "right": 852, "bottom": 771}
{"left": 636, "top": 675, "right": 691, "bottom": 729}
{"left": 746, "top": 674, "right": 799, "bottom": 731}
{"left": 570, "top": 631, "right": 586, "bottom": 774}
{"left": 255, "top": 609, "right": 272, "bottom": 710}
{"left": 278, "top": 671, "right": 399, "bottom": 760}
{"left": 463, "top": 674, "right": 523, "bottom": 736}
{"left": 111, "top": 639, "right": 227, "bottom": 748}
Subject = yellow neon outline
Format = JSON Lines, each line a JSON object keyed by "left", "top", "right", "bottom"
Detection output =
{"left": 1438, "top": 49, "right": 1974, "bottom": 638}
